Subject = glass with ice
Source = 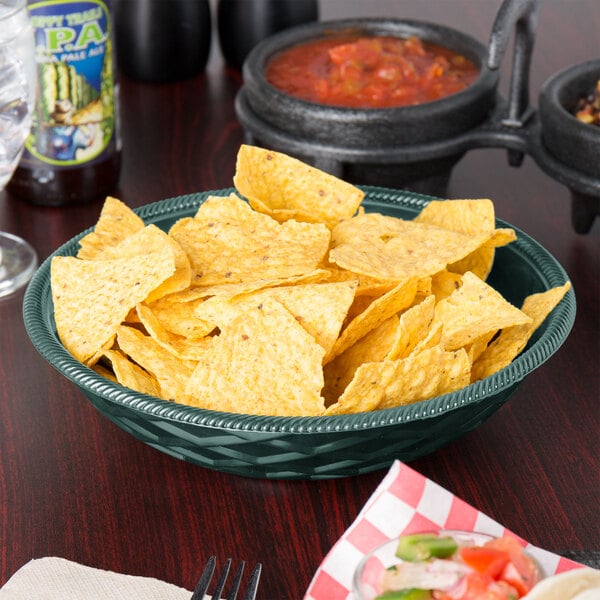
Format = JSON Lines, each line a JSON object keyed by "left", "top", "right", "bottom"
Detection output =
{"left": 0, "top": 0, "right": 36, "bottom": 298}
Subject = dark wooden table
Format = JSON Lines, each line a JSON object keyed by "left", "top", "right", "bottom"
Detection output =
{"left": 1, "top": 1, "right": 598, "bottom": 598}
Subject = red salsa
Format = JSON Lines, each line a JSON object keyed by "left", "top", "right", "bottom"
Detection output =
{"left": 265, "top": 35, "right": 479, "bottom": 109}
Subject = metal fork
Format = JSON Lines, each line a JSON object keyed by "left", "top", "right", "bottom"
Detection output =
{"left": 191, "top": 555, "right": 262, "bottom": 600}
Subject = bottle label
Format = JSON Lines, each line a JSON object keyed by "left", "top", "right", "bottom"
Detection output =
{"left": 23, "top": 0, "right": 118, "bottom": 168}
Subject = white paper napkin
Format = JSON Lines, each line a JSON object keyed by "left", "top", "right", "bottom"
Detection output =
{"left": 304, "top": 460, "right": 587, "bottom": 599}
{"left": 0, "top": 557, "right": 195, "bottom": 599}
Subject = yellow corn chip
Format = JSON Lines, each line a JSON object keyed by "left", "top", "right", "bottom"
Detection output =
{"left": 329, "top": 211, "right": 492, "bottom": 280}
{"left": 324, "top": 360, "right": 396, "bottom": 415}
{"left": 91, "top": 361, "right": 118, "bottom": 383}
{"left": 326, "top": 277, "right": 418, "bottom": 362}
{"left": 323, "top": 315, "right": 399, "bottom": 405}
{"left": 51, "top": 148, "right": 569, "bottom": 420}
{"left": 431, "top": 270, "right": 463, "bottom": 302}
{"left": 414, "top": 199, "right": 496, "bottom": 232}
{"left": 144, "top": 295, "right": 215, "bottom": 339}
{"left": 94, "top": 224, "right": 192, "bottom": 303}
{"left": 169, "top": 194, "right": 331, "bottom": 286}
{"left": 136, "top": 304, "right": 213, "bottom": 361}
{"left": 77, "top": 196, "right": 145, "bottom": 259}
{"left": 387, "top": 295, "right": 436, "bottom": 360}
{"left": 464, "top": 330, "right": 498, "bottom": 364}
{"left": 325, "top": 266, "right": 397, "bottom": 297}
{"left": 433, "top": 271, "right": 532, "bottom": 351}
{"left": 169, "top": 268, "right": 334, "bottom": 301}
{"left": 233, "top": 144, "right": 364, "bottom": 229}
{"left": 115, "top": 325, "right": 197, "bottom": 401}
{"left": 195, "top": 281, "right": 357, "bottom": 355}
{"left": 51, "top": 251, "right": 175, "bottom": 364}
{"left": 413, "top": 199, "right": 516, "bottom": 280}
{"left": 102, "top": 349, "right": 161, "bottom": 397}
{"left": 377, "top": 346, "right": 471, "bottom": 409}
{"left": 186, "top": 298, "right": 325, "bottom": 416}
{"left": 450, "top": 229, "right": 517, "bottom": 280}
{"left": 471, "top": 282, "right": 571, "bottom": 381}
{"left": 412, "top": 320, "right": 444, "bottom": 354}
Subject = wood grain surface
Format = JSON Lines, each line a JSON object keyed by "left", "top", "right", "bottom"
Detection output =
{"left": 1, "top": 1, "right": 598, "bottom": 598}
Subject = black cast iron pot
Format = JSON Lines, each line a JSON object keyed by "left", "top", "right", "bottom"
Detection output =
{"left": 236, "top": 0, "right": 539, "bottom": 194}
{"left": 537, "top": 60, "right": 600, "bottom": 233}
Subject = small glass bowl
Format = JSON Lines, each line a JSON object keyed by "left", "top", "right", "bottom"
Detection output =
{"left": 353, "top": 530, "right": 529, "bottom": 600}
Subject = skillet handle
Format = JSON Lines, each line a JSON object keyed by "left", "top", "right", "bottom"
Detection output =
{"left": 487, "top": 0, "right": 540, "bottom": 165}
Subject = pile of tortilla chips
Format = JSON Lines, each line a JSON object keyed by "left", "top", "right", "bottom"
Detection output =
{"left": 50, "top": 144, "right": 571, "bottom": 417}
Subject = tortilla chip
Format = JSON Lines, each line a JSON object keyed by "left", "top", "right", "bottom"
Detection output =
{"left": 471, "top": 282, "right": 571, "bottom": 381}
{"left": 115, "top": 324, "right": 197, "bottom": 401}
{"left": 144, "top": 294, "right": 216, "bottom": 339}
{"left": 77, "top": 196, "right": 145, "bottom": 259}
{"left": 324, "top": 360, "right": 396, "bottom": 415}
{"left": 464, "top": 330, "right": 498, "bottom": 364}
{"left": 91, "top": 361, "right": 118, "bottom": 383}
{"left": 449, "top": 243, "right": 496, "bottom": 280}
{"left": 169, "top": 268, "right": 334, "bottom": 301}
{"left": 414, "top": 199, "right": 515, "bottom": 280}
{"left": 94, "top": 224, "right": 192, "bottom": 303}
{"left": 433, "top": 271, "right": 532, "bottom": 351}
{"left": 414, "top": 199, "right": 496, "bottom": 232}
{"left": 431, "top": 270, "right": 463, "bottom": 302}
{"left": 387, "top": 295, "right": 436, "bottom": 360}
{"left": 325, "top": 266, "right": 397, "bottom": 297}
{"left": 51, "top": 251, "right": 175, "bottom": 364}
{"left": 50, "top": 147, "right": 568, "bottom": 420}
{"left": 195, "top": 281, "right": 357, "bottom": 355}
{"left": 185, "top": 298, "right": 325, "bottom": 416}
{"left": 450, "top": 229, "right": 517, "bottom": 279}
{"left": 169, "top": 193, "right": 331, "bottom": 286}
{"left": 412, "top": 320, "right": 444, "bottom": 354}
{"left": 233, "top": 144, "right": 364, "bottom": 229}
{"left": 377, "top": 346, "right": 471, "bottom": 409}
{"left": 329, "top": 211, "right": 492, "bottom": 280}
{"left": 326, "top": 277, "right": 418, "bottom": 363}
{"left": 323, "top": 315, "right": 399, "bottom": 405}
{"left": 101, "top": 349, "right": 161, "bottom": 397}
{"left": 135, "top": 303, "right": 213, "bottom": 361}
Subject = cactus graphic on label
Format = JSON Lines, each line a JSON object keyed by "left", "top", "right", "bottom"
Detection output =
{"left": 27, "top": 1, "right": 116, "bottom": 166}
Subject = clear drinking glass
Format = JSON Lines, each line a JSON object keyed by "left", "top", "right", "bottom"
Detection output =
{"left": 0, "top": 0, "right": 36, "bottom": 298}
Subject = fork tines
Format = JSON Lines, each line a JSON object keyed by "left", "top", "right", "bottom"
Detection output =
{"left": 192, "top": 555, "right": 262, "bottom": 600}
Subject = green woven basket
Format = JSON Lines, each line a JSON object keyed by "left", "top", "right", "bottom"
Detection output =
{"left": 23, "top": 187, "right": 576, "bottom": 479}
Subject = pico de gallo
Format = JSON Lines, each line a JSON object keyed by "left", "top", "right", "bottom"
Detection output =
{"left": 265, "top": 35, "right": 479, "bottom": 109}
{"left": 574, "top": 79, "right": 600, "bottom": 126}
{"left": 375, "top": 532, "right": 542, "bottom": 600}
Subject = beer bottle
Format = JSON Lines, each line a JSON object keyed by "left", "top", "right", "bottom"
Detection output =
{"left": 8, "top": 0, "right": 121, "bottom": 206}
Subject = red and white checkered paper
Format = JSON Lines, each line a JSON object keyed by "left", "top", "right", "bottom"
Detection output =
{"left": 304, "top": 460, "right": 583, "bottom": 600}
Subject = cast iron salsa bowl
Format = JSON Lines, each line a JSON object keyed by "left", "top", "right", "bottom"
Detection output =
{"left": 537, "top": 59, "right": 600, "bottom": 233}
{"left": 539, "top": 59, "right": 600, "bottom": 180}
{"left": 23, "top": 188, "right": 575, "bottom": 480}
{"left": 236, "top": 18, "right": 499, "bottom": 190}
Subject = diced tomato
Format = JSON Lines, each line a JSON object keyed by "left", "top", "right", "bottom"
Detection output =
{"left": 327, "top": 42, "right": 358, "bottom": 65}
{"left": 499, "top": 561, "right": 531, "bottom": 596}
{"left": 375, "top": 64, "right": 402, "bottom": 81}
{"left": 328, "top": 38, "right": 382, "bottom": 68}
{"left": 404, "top": 35, "right": 427, "bottom": 56}
{"left": 484, "top": 537, "right": 541, "bottom": 594}
{"left": 459, "top": 546, "right": 510, "bottom": 579}
{"left": 338, "top": 62, "right": 362, "bottom": 85}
